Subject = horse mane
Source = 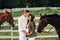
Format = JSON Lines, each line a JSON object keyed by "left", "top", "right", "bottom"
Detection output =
{"left": 0, "top": 12, "right": 7, "bottom": 17}
{"left": 45, "top": 14, "right": 60, "bottom": 17}
{"left": 5, "top": 10, "right": 13, "bottom": 18}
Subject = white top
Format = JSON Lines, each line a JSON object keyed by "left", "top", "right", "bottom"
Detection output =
{"left": 18, "top": 15, "right": 28, "bottom": 32}
{"left": 26, "top": 25, "right": 29, "bottom": 32}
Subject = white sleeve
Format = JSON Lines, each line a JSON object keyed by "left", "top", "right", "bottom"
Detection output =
{"left": 18, "top": 18, "right": 24, "bottom": 31}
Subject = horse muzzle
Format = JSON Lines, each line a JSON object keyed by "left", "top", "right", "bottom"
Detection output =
{"left": 37, "top": 29, "right": 42, "bottom": 33}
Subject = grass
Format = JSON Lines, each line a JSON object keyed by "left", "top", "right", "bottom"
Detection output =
{"left": 37, "top": 32, "right": 57, "bottom": 36}
{"left": 0, "top": 38, "right": 11, "bottom": 40}
{"left": 0, "top": 32, "right": 58, "bottom": 40}
{"left": 0, "top": 32, "right": 11, "bottom": 36}
{"left": 0, "top": 38, "right": 58, "bottom": 40}
{"left": 0, "top": 38, "right": 19, "bottom": 40}
{"left": 0, "top": 26, "right": 18, "bottom": 30}
{"left": 35, "top": 38, "right": 59, "bottom": 40}
{"left": 0, "top": 32, "right": 57, "bottom": 36}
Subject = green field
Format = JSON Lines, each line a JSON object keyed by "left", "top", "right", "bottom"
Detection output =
{"left": 0, "top": 9, "right": 60, "bottom": 40}
{"left": 35, "top": 38, "right": 59, "bottom": 40}
{"left": 12, "top": 9, "right": 60, "bottom": 17}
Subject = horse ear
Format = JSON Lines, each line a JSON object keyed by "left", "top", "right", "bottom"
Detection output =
{"left": 5, "top": 10, "right": 12, "bottom": 14}
{"left": 5, "top": 10, "right": 8, "bottom": 13}
{"left": 40, "top": 14, "right": 42, "bottom": 17}
{"left": 5, "top": 10, "right": 10, "bottom": 14}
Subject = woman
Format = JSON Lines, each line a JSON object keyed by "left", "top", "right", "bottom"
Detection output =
{"left": 26, "top": 14, "right": 36, "bottom": 40}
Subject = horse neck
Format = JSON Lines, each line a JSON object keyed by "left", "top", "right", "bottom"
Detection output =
{"left": 48, "top": 17, "right": 60, "bottom": 29}
{"left": 0, "top": 13, "right": 3, "bottom": 16}
{"left": 0, "top": 14, "right": 7, "bottom": 25}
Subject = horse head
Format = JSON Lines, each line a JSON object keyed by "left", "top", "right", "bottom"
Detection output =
{"left": 37, "top": 14, "right": 48, "bottom": 33}
{"left": 5, "top": 10, "right": 15, "bottom": 27}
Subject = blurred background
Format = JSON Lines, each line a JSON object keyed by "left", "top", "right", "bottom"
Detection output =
{"left": 0, "top": 0, "right": 60, "bottom": 40}
{"left": 0, "top": 0, "right": 60, "bottom": 9}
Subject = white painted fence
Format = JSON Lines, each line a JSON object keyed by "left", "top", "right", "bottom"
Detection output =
{"left": 0, "top": 17, "right": 58, "bottom": 40}
{"left": 0, "top": 29, "right": 58, "bottom": 39}
{"left": 0, "top": 7, "right": 60, "bottom": 12}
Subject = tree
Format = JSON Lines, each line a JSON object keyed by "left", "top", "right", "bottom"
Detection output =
{"left": 50, "top": 0, "right": 60, "bottom": 7}
{"left": 0, "top": 0, "right": 19, "bottom": 9}
{"left": 0, "top": 0, "right": 60, "bottom": 9}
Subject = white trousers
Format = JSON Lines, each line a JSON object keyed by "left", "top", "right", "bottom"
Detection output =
{"left": 19, "top": 32, "right": 27, "bottom": 40}
{"left": 28, "top": 37, "right": 35, "bottom": 40}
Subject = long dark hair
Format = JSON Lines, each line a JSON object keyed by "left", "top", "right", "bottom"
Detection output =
{"left": 27, "top": 14, "right": 35, "bottom": 27}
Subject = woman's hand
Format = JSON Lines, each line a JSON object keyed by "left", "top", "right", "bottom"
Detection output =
{"left": 22, "top": 30, "right": 26, "bottom": 33}
{"left": 25, "top": 32, "right": 31, "bottom": 36}
{"left": 26, "top": 31, "right": 33, "bottom": 36}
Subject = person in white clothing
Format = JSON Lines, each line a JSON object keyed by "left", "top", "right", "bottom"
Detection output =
{"left": 18, "top": 10, "right": 30, "bottom": 40}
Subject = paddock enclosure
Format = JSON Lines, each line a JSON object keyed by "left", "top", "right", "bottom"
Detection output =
{"left": 0, "top": 7, "right": 60, "bottom": 40}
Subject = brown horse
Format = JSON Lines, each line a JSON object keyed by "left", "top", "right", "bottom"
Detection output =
{"left": 0, "top": 10, "right": 15, "bottom": 27}
{"left": 37, "top": 14, "right": 60, "bottom": 40}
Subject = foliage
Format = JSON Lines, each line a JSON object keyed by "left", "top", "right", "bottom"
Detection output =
{"left": 0, "top": 0, "right": 60, "bottom": 8}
